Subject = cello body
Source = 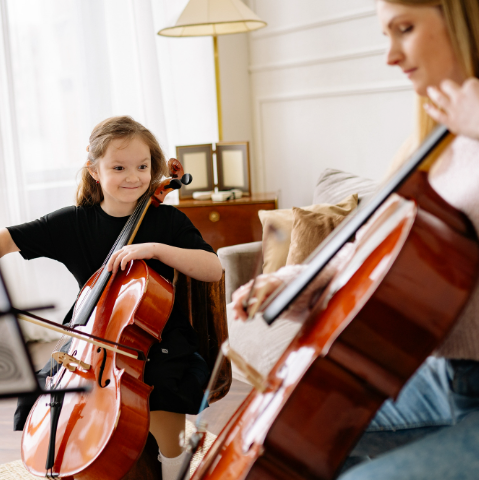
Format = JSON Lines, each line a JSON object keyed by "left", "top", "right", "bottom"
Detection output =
{"left": 22, "top": 260, "right": 174, "bottom": 479}
{"left": 191, "top": 171, "right": 479, "bottom": 480}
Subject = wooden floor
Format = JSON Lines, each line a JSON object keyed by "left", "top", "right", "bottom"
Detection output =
{"left": 0, "top": 341, "right": 252, "bottom": 464}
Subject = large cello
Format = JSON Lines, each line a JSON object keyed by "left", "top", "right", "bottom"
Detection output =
{"left": 21, "top": 159, "right": 192, "bottom": 479}
{"left": 191, "top": 126, "right": 479, "bottom": 479}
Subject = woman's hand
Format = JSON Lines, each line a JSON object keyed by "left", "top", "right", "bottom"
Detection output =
{"left": 425, "top": 78, "right": 479, "bottom": 140}
{"left": 107, "top": 243, "right": 157, "bottom": 274}
{"left": 231, "top": 274, "right": 284, "bottom": 321}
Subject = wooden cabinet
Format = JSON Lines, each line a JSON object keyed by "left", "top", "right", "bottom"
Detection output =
{"left": 176, "top": 193, "right": 277, "bottom": 251}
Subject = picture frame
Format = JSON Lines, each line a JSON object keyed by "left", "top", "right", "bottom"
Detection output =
{"left": 216, "top": 141, "right": 251, "bottom": 195}
{"left": 176, "top": 144, "right": 214, "bottom": 199}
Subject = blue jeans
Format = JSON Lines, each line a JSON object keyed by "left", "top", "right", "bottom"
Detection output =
{"left": 339, "top": 357, "right": 479, "bottom": 480}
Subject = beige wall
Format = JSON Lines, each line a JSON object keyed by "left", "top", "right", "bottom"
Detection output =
{"left": 221, "top": 0, "right": 416, "bottom": 208}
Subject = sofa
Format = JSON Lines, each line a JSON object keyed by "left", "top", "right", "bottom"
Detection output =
{"left": 217, "top": 168, "right": 378, "bottom": 384}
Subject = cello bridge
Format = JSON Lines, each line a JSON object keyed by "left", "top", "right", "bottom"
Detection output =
{"left": 52, "top": 351, "right": 91, "bottom": 372}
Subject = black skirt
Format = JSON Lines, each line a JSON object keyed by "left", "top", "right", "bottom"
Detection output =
{"left": 145, "top": 328, "right": 210, "bottom": 413}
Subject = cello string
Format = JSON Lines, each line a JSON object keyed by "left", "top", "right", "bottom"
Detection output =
{"left": 73, "top": 193, "right": 150, "bottom": 319}
{"left": 49, "top": 195, "right": 151, "bottom": 384}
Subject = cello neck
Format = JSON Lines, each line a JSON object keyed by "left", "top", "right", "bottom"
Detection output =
{"left": 72, "top": 158, "right": 191, "bottom": 327}
{"left": 72, "top": 194, "right": 152, "bottom": 327}
{"left": 263, "top": 125, "right": 454, "bottom": 325}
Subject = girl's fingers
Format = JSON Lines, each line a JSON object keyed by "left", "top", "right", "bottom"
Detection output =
{"left": 121, "top": 254, "right": 133, "bottom": 271}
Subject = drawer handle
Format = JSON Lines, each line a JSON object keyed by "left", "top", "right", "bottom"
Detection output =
{"left": 209, "top": 211, "right": 220, "bottom": 223}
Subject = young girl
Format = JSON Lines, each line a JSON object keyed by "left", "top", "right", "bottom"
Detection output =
{"left": 0, "top": 115, "right": 223, "bottom": 480}
{"left": 232, "top": 1, "right": 479, "bottom": 479}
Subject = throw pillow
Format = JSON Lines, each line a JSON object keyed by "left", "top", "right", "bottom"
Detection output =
{"left": 286, "top": 208, "right": 346, "bottom": 265}
{"left": 258, "top": 194, "right": 358, "bottom": 273}
{"left": 313, "top": 169, "right": 377, "bottom": 206}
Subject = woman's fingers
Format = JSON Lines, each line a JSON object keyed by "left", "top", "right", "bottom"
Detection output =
{"left": 439, "top": 79, "right": 461, "bottom": 98}
{"left": 231, "top": 276, "right": 283, "bottom": 321}
{"left": 232, "top": 282, "right": 252, "bottom": 321}
{"left": 427, "top": 85, "right": 451, "bottom": 111}
{"left": 424, "top": 103, "right": 448, "bottom": 124}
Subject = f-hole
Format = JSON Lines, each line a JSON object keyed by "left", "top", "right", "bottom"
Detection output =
{"left": 97, "top": 347, "right": 110, "bottom": 388}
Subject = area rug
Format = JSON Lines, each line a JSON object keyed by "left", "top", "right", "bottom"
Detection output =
{"left": 0, "top": 420, "right": 216, "bottom": 479}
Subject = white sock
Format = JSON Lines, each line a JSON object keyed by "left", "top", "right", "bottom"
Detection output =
{"left": 158, "top": 449, "right": 190, "bottom": 480}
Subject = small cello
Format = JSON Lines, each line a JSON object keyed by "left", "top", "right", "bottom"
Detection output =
{"left": 191, "top": 126, "right": 479, "bottom": 479}
{"left": 21, "top": 159, "right": 192, "bottom": 479}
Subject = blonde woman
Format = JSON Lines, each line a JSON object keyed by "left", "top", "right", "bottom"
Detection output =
{"left": 232, "top": 1, "right": 479, "bottom": 478}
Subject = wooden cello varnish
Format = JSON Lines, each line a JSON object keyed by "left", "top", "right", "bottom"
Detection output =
{"left": 191, "top": 128, "right": 479, "bottom": 480}
{"left": 21, "top": 160, "right": 189, "bottom": 479}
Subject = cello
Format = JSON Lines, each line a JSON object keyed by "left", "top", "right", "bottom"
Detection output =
{"left": 190, "top": 126, "right": 479, "bottom": 479}
{"left": 20, "top": 159, "right": 192, "bottom": 479}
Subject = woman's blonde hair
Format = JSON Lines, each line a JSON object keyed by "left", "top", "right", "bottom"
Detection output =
{"left": 383, "top": 0, "right": 479, "bottom": 171}
{"left": 76, "top": 116, "right": 169, "bottom": 207}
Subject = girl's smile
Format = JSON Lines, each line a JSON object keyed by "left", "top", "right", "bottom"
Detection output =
{"left": 89, "top": 136, "right": 152, "bottom": 217}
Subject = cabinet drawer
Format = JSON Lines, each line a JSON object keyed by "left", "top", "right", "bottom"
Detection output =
{"left": 177, "top": 201, "right": 276, "bottom": 251}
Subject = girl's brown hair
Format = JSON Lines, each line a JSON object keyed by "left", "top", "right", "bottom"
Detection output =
{"left": 76, "top": 116, "right": 168, "bottom": 206}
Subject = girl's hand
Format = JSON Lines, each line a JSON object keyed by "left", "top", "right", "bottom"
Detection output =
{"left": 231, "top": 274, "right": 284, "bottom": 322}
{"left": 425, "top": 78, "right": 479, "bottom": 140}
{"left": 107, "top": 243, "right": 157, "bottom": 274}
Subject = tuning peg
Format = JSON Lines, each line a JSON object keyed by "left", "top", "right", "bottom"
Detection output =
{"left": 181, "top": 173, "right": 192, "bottom": 185}
{"left": 166, "top": 179, "right": 182, "bottom": 190}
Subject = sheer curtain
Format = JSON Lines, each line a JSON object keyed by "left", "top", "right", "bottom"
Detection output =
{"left": 0, "top": 0, "right": 218, "bottom": 339}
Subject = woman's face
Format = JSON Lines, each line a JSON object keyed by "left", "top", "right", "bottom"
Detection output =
{"left": 377, "top": 1, "right": 467, "bottom": 96}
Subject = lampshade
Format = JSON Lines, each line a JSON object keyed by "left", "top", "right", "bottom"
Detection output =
{"left": 157, "top": 0, "right": 267, "bottom": 37}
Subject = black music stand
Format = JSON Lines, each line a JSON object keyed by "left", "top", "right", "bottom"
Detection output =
{"left": 0, "top": 266, "right": 89, "bottom": 398}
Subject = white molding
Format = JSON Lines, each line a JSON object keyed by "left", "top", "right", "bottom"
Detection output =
{"left": 254, "top": 81, "right": 413, "bottom": 196}
{"left": 250, "top": 46, "right": 386, "bottom": 74}
{"left": 258, "top": 81, "right": 412, "bottom": 105}
{"left": 252, "top": 7, "right": 376, "bottom": 40}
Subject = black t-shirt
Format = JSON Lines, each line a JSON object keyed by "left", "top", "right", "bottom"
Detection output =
{"left": 7, "top": 203, "right": 215, "bottom": 340}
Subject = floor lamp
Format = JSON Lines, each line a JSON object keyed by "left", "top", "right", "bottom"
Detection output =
{"left": 157, "top": 0, "right": 267, "bottom": 141}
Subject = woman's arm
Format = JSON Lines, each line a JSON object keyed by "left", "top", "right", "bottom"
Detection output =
{"left": 0, "top": 228, "right": 20, "bottom": 258}
{"left": 231, "top": 242, "right": 356, "bottom": 321}
{"left": 106, "top": 243, "right": 223, "bottom": 282}
{"left": 425, "top": 78, "right": 479, "bottom": 140}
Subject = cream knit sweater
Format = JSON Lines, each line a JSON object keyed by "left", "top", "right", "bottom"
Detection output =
{"left": 429, "top": 135, "right": 479, "bottom": 360}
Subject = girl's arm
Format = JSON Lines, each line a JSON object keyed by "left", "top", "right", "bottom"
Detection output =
{"left": 106, "top": 243, "right": 223, "bottom": 282}
{"left": 0, "top": 228, "right": 20, "bottom": 258}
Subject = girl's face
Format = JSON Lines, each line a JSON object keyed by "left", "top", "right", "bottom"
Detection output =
{"left": 377, "top": 1, "right": 467, "bottom": 96}
{"left": 90, "top": 136, "right": 152, "bottom": 216}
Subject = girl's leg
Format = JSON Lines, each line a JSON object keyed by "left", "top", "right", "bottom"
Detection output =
{"left": 150, "top": 410, "right": 188, "bottom": 480}
{"left": 150, "top": 410, "right": 185, "bottom": 458}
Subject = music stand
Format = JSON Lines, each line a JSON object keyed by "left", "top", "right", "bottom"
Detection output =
{"left": 0, "top": 266, "right": 89, "bottom": 398}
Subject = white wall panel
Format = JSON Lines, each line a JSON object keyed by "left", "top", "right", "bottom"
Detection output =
{"left": 258, "top": 89, "right": 413, "bottom": 208}
{"left": 247, "top": 0, "right": 415, "bottom": 206}
{"left": 250, "top": 0, "right": 375, "bottom": 32}
{"left": 250, "top": 14, "right": 384, "bottom": 68}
